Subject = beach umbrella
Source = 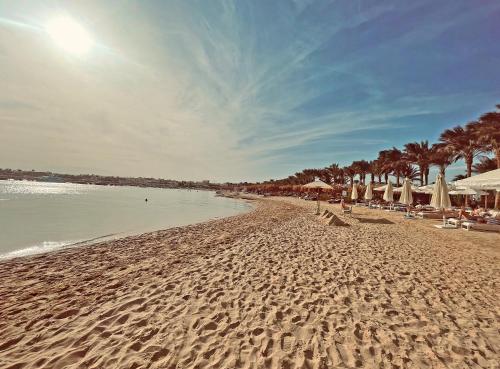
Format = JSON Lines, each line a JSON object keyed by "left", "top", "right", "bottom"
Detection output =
{"left": 449, "top": 188, "right": 487, "bottom": 196}
{"left": 364, "top": 182, "right": 373, "bottom": 208}
{"left": 374, "top": 184, "right": 388, "bottom": 191}
{"left": 364, "top": 182, "right": 373, "bottom": 201}
{"left": 430, "top": 173, "right": 451, "bottom": 209}
{"left": 449, "top": 188, "right": 488, "bottom": 208}
{"left": 399, "top": 178, "right": 413, "bottom": 217}
{"left": 394, "top": 183, "right": 422, "bottom": 193}
{"left": 454, "top": 168, "right": 500, "bottom": 209}
{"left": 383, "top": 182, "right": 394, "bottom": 203}
{"left": 351, "top": 183, "right": 359, "bottom": 203}
{"left": 418, "top": 184, "right": 434, "bottom": 194}
{"left": 453, "top": 168, "right": 500, "bottom": 190}
{"left": 303, "top": 178, "right": 333, "bottom": 215}
{"left": 430, "top": 173, "right": 451, "bottom": 225}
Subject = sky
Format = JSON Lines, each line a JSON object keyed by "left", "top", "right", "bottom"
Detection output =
{"left": 1, "top": 0, "right": 499, "bottom": 182}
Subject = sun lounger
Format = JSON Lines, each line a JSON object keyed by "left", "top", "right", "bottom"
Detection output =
{"left": 341, "top": 206, "right": 352, "bottom": 215}
{"left": 463, "top": 222, "right": 500, "bottom": 232}
{"left": 415, "top": 211, "right": 458, "bottom": 220}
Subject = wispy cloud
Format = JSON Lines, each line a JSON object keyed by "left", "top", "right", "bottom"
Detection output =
{"left": 1, "top": 0, "right": 499, "bottom": 181}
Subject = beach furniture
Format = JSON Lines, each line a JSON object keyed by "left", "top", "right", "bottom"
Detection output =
{"left": 302, "top": 178, "right": 333, "bottom": 215}
{"left": 445, "top": 216, "right": 500, "bottom": 232}
{"left": 460, "top": 221, "right": 474, "bottom": 231}
{"left": 415, "top": 211, "right": 458, "bottom": 219}
{"left": 341, "top": 205, "right": 352, "bottom": 215}
{"left": 460, "top": 220, "right": 500, "bottom": 232}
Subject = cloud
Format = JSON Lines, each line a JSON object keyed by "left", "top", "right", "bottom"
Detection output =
{"left": 1, "top": 0, "right": 500, "bottom": 182}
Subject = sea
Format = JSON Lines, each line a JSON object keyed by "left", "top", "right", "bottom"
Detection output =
{"left": 0, "top": 180, "right": 250, "bottom": 259}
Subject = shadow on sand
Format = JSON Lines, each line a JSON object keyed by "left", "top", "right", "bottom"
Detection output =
{"left": 353, "top": 216, "right": 395, "bottom": 225}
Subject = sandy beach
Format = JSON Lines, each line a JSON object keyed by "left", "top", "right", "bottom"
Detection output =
{"left": 1, "top": 197, "right": 499, "bottom": 369}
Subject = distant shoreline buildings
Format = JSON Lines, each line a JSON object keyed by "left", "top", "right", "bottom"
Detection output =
{"left": 0, "top": 168, "right": 218, "bottom": 190}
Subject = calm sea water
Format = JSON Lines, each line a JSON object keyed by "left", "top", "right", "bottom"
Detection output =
{"left": 0, "top": 180, "right": 250, "bottom": 259}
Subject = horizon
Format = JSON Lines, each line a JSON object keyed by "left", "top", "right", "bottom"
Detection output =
{"left": 1, "top": 1, "right": 500, "bottom": 182}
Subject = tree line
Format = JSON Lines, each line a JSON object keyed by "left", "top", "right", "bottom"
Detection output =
{"left": 260, "top": 104, "right": 499, "bottom": 188}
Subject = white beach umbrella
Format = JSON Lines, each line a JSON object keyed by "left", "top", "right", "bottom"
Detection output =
{"left": 418, "top": 184, "right": 434, "bottom": 194}
{"left": 453, "top": 168, "right": 500, "bottom": 190}
{"left": 454, "top": 168, "right": 500, "bottom": 209}
{"left": 394, "top": 183, "right": 422, "bottom": 193}
{"left": 449, "top": 188, "right": 488, "bottom": 196}
{"left": 351, "top": 183, "right": 359, "bottom": 202}
{"left": 364, "top": 182, "right": 373, "bottom": 201}
{"left": 303, "top": 178, "right": 333, "bottom": 214}
{"left": 374, "top": 184, "right": 388, "bottom": 191}
{"left": 430, "top": 173, "right": 451, "bottom": 226}
{"left": 398, "top": 178, "right": 413, "bottom": 206}
{"left": 430, "top": 173, "right": 451, "bottom": 210}
{"left": 383, "top": 182, "right": 394, "bottom": 202}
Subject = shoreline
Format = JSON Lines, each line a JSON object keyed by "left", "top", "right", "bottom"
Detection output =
{"left": 0, "top": 189, "right": 254, "bottom": 261}
{"left": 1, "top": 197, "right": 498, "bottom": 368}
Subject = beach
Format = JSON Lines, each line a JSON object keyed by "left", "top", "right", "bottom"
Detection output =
{"left": 1, "top": 197, "right": 499, "bottom": 369}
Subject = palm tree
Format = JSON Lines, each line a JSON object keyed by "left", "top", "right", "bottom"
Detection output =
{"left": 342, "top": 165, "right": 356, "bottom": 186}
{"left": 439, "top": 125, "right": 482, "bottom": 177}
{"left": 381, "top": 148, "right": 404, "bottom": 186}
{"left": 430, "top": 143, "right": 455, "bottom": 175}
{"left": 370, "top": 159, "right": 384, "bottom": 183}
{"left": 326, "top": 163, "right": 344, "bottom": 184}
{"left": 377, "top": 150, "right": 393, "bottom": 184}
{"left": 467, "top": 105, "right": 500, "bottom": 169}
{"left": 399, "top": 163, "right": 420, "bottom": 182}
{"left": 404, "top": 140, "right": 432, "bottom": 185}
{"left": 473, "top": 156, "right": 497, "bottom": 174}
{"left": 316, "top": 168, "right": 332, "bottom": 184}
{"left": 351, "top": 160, "right": 370, "bottom": 184}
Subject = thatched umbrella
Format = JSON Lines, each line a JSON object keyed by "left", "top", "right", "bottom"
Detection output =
{"left": 303, "top": 178, "right": 333, "bottom": 214}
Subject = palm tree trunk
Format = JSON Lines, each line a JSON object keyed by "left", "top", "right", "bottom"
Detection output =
{"left": 384, "top": 173, "right": 388, "bottom": 183}
{"left": 466, "top": 158, "right": 473, "bottom": 177}
{"left": 378, "top": 175, "right": 382, "bottom": 183}
{"left": 425, "top": 168, "right": 429, "bottom": 185}
{"left": 396, "top": 174, "right": 400, "bottom": 187}
{"left": 419, "top": 166, "right": 424, "bottom": 186}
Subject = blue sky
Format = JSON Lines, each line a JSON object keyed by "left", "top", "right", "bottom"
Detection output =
{"left": 1, "top": 0, "right": 499, "bottom": 182}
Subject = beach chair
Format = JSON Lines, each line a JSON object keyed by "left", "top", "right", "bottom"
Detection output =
{"left": 341, "top": 205, "right": 352, "bottom": 216}
{"left": 463, "top": 222, "right": 500, "bottom": 232}
{"left": 460, "top": 221, "right": 474, "bottom": 231}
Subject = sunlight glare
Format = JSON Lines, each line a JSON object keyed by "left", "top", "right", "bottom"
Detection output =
{"left": 45, "top": 16, "right": 93, "bottom": 56}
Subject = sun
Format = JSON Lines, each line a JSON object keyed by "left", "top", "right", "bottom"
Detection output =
{"left": 45, "top": 16, "right": 93, "bottom": 56}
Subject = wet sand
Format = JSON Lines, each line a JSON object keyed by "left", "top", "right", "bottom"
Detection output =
{"left": 0, "top": 197, "right": 499, "bottom": 369}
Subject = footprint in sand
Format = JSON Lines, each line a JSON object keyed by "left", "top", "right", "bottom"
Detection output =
{"left": 281, "top": 333, "right": 295, "bottom": 353}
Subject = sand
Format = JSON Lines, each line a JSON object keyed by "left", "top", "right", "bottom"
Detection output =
{"left": 0, "top": 197, "right": 499, "bottom": 369}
